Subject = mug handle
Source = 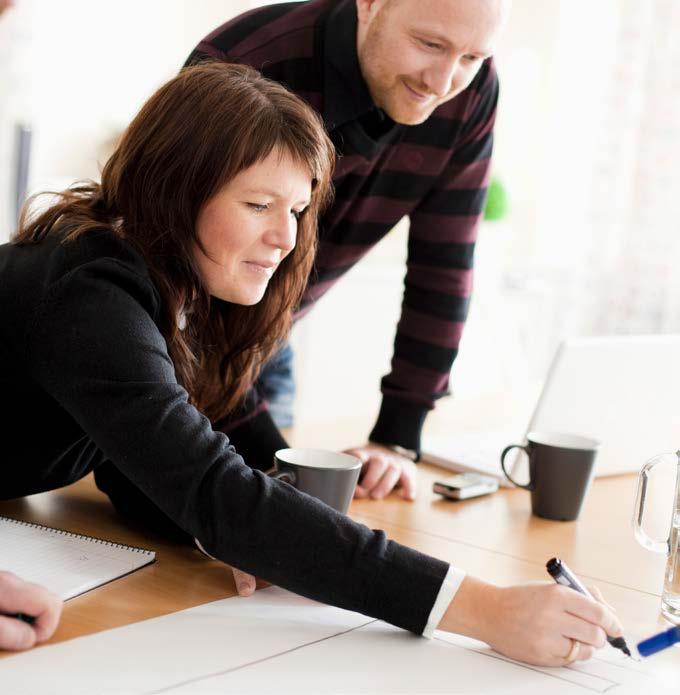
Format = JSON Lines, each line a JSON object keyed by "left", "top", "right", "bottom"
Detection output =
{"left": 265, "top": 467, "right": 296, "bottom": 486}
{"left": 500, "top": 444, "right": 533, "bottom": 490}
{"left": 632, "top": 452, "right": 674, "bottom": 555}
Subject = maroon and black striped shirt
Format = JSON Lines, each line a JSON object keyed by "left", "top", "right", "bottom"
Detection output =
{"left": 187, "top": 0, "right": 498, "bottom": 454}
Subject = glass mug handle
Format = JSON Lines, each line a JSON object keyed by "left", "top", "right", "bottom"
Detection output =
{"left": 500, "top": 444, "right": 534, "bottom": 490}
{"left": 633, "top": 453, "right": 673, "bottom": 555}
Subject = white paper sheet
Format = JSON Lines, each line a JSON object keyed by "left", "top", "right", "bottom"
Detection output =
{"left": 0, "top": 587, "right": 676, "bottom": 694}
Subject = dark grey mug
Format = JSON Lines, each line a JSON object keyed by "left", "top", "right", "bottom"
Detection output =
{"left": 268, "top": 448, "right": 362, "bottom": 514}
{"left": 500, "top": 432, "right": 600, "bottom": 521}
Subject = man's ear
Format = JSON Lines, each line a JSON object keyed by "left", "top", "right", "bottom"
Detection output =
{"left": 356, "top": 0, "right": 384, "bottom": 25}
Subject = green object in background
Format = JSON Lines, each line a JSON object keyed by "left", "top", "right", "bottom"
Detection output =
{"left": 483, "top": 176, "right": 509, "bottom": 221}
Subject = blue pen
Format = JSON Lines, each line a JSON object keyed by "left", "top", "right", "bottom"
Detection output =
{"left": 637, "top": 626, "right": 680, "bottom": 657}
{"left": 546, "top": 558, "right": 631, "bottom": 657}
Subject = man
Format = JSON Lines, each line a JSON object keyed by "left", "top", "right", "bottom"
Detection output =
{"left": 0, "top": 571, "right": 62, "bottom": 651}
{"left": 186, "top": 0, "right": 509, "bottom": 501}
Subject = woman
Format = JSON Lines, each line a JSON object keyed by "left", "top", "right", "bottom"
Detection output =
{"left": 0, "top": 62, "right": 621, "bottom": 666}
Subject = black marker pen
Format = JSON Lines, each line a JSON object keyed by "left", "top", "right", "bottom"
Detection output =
{"left": 1, "top": 612, "right": 36, "bottom": 625}
{"left": 546, "top": 557, "right": 631, "bottom": 657}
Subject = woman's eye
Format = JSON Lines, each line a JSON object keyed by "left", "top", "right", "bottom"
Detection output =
{"left": 291, "top": 209, "right": 304, "bottom": 221}
{"left": 247, "top": 203, "right": 269, "bottom": 213}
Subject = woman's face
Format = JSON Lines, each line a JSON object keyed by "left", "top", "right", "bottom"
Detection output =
{"left": 194, "top": 147, "right": 312, "bottom": 305}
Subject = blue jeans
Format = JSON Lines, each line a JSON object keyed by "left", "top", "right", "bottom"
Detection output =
{"left": 258, "top": 341, "right": 295, "bottom": 427}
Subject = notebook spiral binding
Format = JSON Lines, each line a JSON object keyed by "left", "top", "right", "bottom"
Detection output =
{"left": 0, "top": 516, "right": 154, "bottom": 555}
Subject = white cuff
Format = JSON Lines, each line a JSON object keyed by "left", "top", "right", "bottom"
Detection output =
{"left": 421, "top": 565, "right": 466, "bottom": 639}
{"left": 194, "top": 537, "right": 218, "bottom": 560}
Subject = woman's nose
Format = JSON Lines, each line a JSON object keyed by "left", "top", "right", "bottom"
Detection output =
{"left": 267, "top": 211, "right": 297, "bottom": 252}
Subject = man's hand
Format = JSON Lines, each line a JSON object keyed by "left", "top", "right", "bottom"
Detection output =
{"left": 0, "top": 571, "right": 62, "bottom": 651}
{"left": 344, "top": 442, "right": 417, "bottom": 500}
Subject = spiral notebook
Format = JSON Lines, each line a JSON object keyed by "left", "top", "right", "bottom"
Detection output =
{"left": 0, "top": 516, "right": 155, "bottom": 600}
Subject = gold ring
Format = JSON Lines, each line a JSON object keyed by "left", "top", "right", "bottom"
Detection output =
{"left": 566, "top": 639, "right": 581, "bottom": 662}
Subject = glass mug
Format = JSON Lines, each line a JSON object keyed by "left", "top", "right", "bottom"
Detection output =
{"left": 633, "top": 450, "right": 680, "bottom": 623}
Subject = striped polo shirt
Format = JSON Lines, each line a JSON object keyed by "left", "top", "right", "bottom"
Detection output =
{"left": 187, "top": 0, "right": 498, "bottom": 454}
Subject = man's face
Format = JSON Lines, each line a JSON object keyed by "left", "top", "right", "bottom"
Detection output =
{"left": 356, "top": 0, "right": 509, "bottom": 125}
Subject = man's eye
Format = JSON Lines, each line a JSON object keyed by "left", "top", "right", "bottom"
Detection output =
{"left": 463, "top": 54, "right": 481, "bottom": 63}
{"left": 247, "top": 203, "right": 269, "bottom": 213}
{"left": 420, "top": 39, "right": 442, "bottom": 51}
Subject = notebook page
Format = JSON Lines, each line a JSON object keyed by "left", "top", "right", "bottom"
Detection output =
{"left": 0, "top": 516, "right": 155, "bottom": 600}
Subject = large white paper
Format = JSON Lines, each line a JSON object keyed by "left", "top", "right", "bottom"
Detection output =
{"left": 0, "top": 587, "right": 676, "bottom": 694}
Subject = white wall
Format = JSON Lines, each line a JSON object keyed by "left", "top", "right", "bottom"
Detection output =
{"left": 21, "top": 1, "right": 268, "bottom": 203}
{"left": 0, "top": 0, "right": 274, "bottom": 240}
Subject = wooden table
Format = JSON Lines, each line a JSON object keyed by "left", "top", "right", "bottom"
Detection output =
{"left": 0, "top": 461, "right": 674, "bottom": 655}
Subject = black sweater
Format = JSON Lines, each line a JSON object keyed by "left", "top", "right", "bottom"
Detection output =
{"left": 0, "top": 229, "right": 449, "bottom": 633}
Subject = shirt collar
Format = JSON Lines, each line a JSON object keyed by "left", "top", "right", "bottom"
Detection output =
{"left": 323, "top": 0, "right": 380, "bottom": 131}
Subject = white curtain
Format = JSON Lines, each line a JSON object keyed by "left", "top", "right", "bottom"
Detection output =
{"left": 584, "top": 0, "right": 680, "bottom": 335}
{"left": 465, "top": 0, "right": 680, "bottom": 393}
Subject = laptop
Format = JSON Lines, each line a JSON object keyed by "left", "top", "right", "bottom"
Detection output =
{"left": 422, "top": 335, "right": 680, "bottom": 485}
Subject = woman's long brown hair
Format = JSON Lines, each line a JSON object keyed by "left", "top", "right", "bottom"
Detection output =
{"left": 14, "top": 62, "right": 335, "bottom": 421}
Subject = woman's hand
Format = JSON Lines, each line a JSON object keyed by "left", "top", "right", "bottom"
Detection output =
{"left": 439, "top": 576, "right": 624, "bottom": 667}
{"left": 232, "top": 567, "right": 257, "bottom": 596}
{"left": 0, "top": 571, "right": 62, "bottom": 651}
{"left": 230, "top": 567, "right": 271, "bottom": 597}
